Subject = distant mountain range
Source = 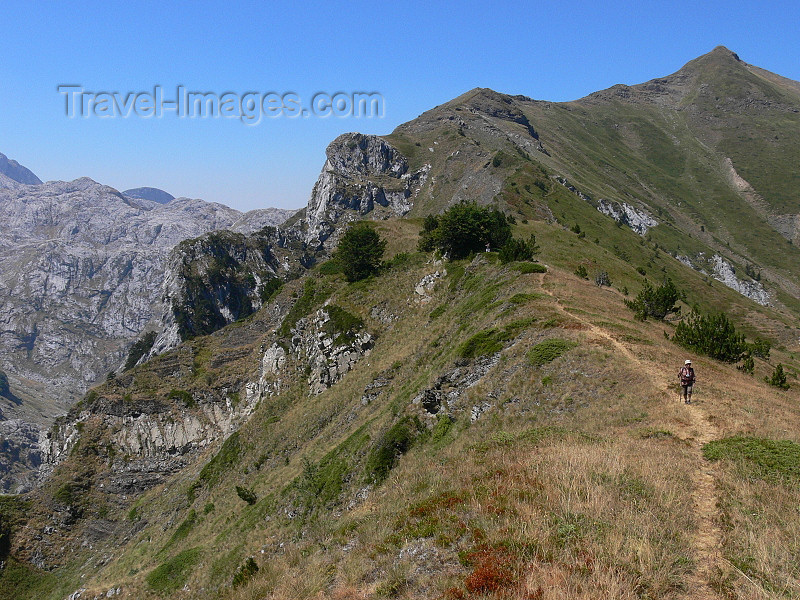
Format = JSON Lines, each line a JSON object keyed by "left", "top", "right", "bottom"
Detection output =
{"left": 0, "top": 163, "right": 296, "bottom": 491}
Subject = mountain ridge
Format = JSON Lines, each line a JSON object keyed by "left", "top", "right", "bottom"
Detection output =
{"left": 1, "top": 47, "right": 799, "bottom": 599}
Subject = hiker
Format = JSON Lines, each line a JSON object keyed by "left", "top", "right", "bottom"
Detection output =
{"left": 678, "top": 359, "right": 696, "bottom": 403}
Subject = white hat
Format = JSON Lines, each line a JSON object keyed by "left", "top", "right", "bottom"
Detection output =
{"left": 685, "top": 359, "right": 692, "bottom": 364}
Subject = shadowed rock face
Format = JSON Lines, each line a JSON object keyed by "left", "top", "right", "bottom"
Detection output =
{"left": 0, "top": 152, "right": 42, "bottom": 186}
{"left": 122, "top": 187, "right": 175, "bottom": 205}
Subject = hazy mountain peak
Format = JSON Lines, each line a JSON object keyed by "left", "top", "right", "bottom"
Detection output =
{"left": 0, "top": 151, "right": 42, "bottom": 185}
{"left": 122, "top": 187, "right": 175, "bottom": 204}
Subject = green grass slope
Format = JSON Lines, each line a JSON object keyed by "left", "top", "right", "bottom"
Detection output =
{"left": 3, "top": 207, "right": 799, "bottom": 599}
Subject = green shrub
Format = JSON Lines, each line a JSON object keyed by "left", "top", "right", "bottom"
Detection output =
{"left": 429, "top": 304, "right": 446, "bottom": 319}
{"left": 498, "top": 235, "right": 539, "bottom": 264}
{"left": 574, "top": 265, "right": 588, "bottom": 279}
{"left": 625, "top": 278, "right": 681, "bottom": 321}
{"left": 528, "top": 339, "right": 577, "bottom": 367}
{"left": 297, "top": 455, "right": 349, "bottom": 511}
{"left": 513, "top": 262, "right": 547, "bottom": 274}
{"left": 168, "top": 389, "right": 195, "bottom": 408}
{"left": 194, "top": 432, "right": 241, "bottom": 494}
{"left": 232, "top": 557, "right": 259, "bottom": 588}
{"left": 322, "top": 305, "right": 364, "bottom": 346}
{"left": 737, "top": 355, "right": 755, "bottom": 375}
{"left": 430, "top": 414, "right": 455, "bottom": 447}
{"left": 146, "top": 548, "right": 202, "bottom": 594}
{"left": 335, "top": 222, "right": 386, "bottom": 282}
{"left": 418, "top": 201, "right": 512, "bottom": 260}
{"left": 765, "top": 363, "right": 790, "bottom": 390}
{"left": 318, "top": 258, "right": 343, "bottom": 275}
{"left": 457, "top": 329, "right": 509, "bottom": 359}
{"left": 168, "top": 509, "right": 197, "bottom": 545}
{"left": 508, "top": 293, "right": 539, "bottom": 304}
{"left": 749, "top": 338, "right": 771, "bottom": 360}
{"left": 277, "top": 279, "right": 331, "bottom": 340}
{"left": 673, "top": 311, "right": 747, "bottom": 362}
{"left": 203, "top": 502, "right": 215, "bottom": 514}
{"left": 124, "top": 331, "right": 157, "bottom": 371}
{"left": 53, "top": 483, "right": 75, "bottom": 507}
{"left": 259, "top": 277, "right": 283, "bottom": 303}
{"left": 703, "top": 436, "right": 800, "bottom": 483}
{"left": 365, "top": 417, "right": 422, "bottom": 484}
{"left": 235, "top": 486, "right": 257, "bottom": 505}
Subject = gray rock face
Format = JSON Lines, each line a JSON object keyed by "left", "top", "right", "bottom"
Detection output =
{"left": 247, "top": 306, "right": 373, "bottom": 402}
{"left": 0, "top": 419, "right": 42, "bottom": 493}
{"left": 556, "top": 177, "right": 658, "bottom": 235}
{"left": 675, "top": 253, "right": 770, "bottom": 305}
{"left": 0, "top": 177, "right": 295, "bottom": 429}
{"left": 0, "top": 151, "right": 42, "bottom": 185}
{"left": 38, "top": 386, "right": 260, "bottom": 493}
{"left": 597, "top": 199, "right": 659, "bottom": 235}
{"left": 304, "top": 133, "right": 428, "bottom": 249}
{"left": 711, "top": 254, "right": 770, "bottom": 305}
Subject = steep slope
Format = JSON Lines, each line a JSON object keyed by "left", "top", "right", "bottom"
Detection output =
{"left": 4, "top": 219, "right": 798, "bottom": 599}
{"left": 0, "top": 177, "right": 295, "bottom": 491}
{"left": 0, "top": 152, "right": 42, "bottom": 186}
{"left": 385, "top": 47, "right": 800, "bottom": 313}
{"left": 2, "top": 47, "right": 800, "bottom": 599}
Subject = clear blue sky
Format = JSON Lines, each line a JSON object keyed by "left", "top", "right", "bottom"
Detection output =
{"left": 1, "top": 0, "right": 797, "bottom": 211}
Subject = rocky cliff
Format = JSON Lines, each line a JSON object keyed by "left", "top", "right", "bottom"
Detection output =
{"left": 303, "top": 132, "right": 429, "bottom": 250}
{"left": 0, "top": 174, "right": 294, "bottom": 491}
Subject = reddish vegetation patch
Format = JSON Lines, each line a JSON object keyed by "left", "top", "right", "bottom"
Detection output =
{"left": 463, "top": 545, "right": 517, "bottom": 594}
{"left": 561, "top": 321, "right": 589, "bottom": 330}
{"left": 408, "top": 491, "right": 465, "bottom": 517}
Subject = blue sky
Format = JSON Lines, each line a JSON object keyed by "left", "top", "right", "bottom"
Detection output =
{"left": 1, "top": 0, "right": 797, "bottom": 211}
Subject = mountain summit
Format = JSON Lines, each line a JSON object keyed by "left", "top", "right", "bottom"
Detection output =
{"left": 0, "top": 151, "right": 42, "bottom": 186}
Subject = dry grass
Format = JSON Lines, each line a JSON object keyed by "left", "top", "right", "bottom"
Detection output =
{"left": 18, "top": 232, "right": 800, "bottom": 600}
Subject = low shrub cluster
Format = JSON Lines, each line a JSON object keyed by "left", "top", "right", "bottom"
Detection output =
{"left": 625, "top": 278, "right": 681, "bottom": 321}
{"left": 528, "top": 338, "right": 577, "bottom": 367}
{"left": 765, "top": 363, "right": 790, "bottom": 389}
{"left": 231, "top": 557, "right": 259, "bottom": 588}
{"left": 498, "top": 234, "right": 539, "bottom": 264}
{"left": 512, "top": 262, "right": 547, "bottom": 274}
{"left": 703, "top": 436, "right": 800, "bottom": 483}
{"left": 146, "top": 548, "right": 202, "bottom": 594}
{"left": 365, "top": 417, "right": 422, "bottom": 484}
{"left": 235, "top": 486, "right": 257, "bottom": 505}
{"left": 672, "top": 311, "right": 747, "bottom": 363}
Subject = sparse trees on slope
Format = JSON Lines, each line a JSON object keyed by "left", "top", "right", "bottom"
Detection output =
{"left": 625, "top": 278, "right": 682, "bottom": 321}
{"left": 335, "top": 222, "right": 387, "bottom": 282}
{"left": 766, "top": 364, "right": 790, "bottom": 390}
{"left": 673, "top": 311, "right": 748, "bottom": 363}
{"left": 418, "top": 201, "right": 512, "bottom": 260}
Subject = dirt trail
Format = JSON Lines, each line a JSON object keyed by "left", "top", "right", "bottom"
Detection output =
{"left": 683, "top": 403, "right": 724, "bottom": 600}
{"left": 540, "top": 275, "right": 725, "bottom": 598}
